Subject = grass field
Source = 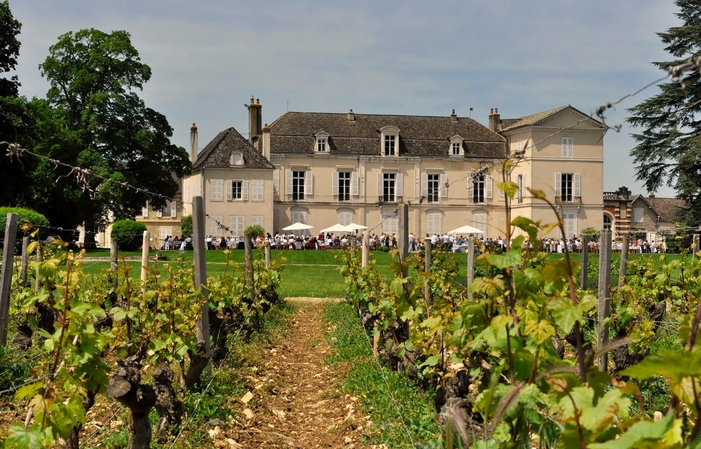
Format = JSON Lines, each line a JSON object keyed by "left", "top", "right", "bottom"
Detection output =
{"left": 72, "top": 248, "right": 693, "bottom": 299}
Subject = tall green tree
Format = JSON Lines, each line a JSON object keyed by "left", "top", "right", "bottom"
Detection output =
{"left": 628, "top": 0, "right": 701, "bottom": 225}
{"left": 38, "top": 28, "right": 190, "bottom": 243}
{"left": 0, "top": 1, "right": 37, "bottom": 209}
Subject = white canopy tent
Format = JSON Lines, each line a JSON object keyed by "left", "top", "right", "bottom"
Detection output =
{"left": 345, "top": 223, "right": 368, "bottom": 232}
{"left": 320, "top": 223, "right": 349, "bottom": 234}
{"left": 447, "top": 225, "right": 484, "bottom": 235}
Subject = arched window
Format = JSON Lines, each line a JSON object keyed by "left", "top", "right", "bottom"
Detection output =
{"left": 603, "top": 214, "right": 612, "bottom": 230}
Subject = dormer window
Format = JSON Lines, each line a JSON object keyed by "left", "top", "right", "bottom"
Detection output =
{"left": 449, "top": 135, "right": 464, "bottom": 156}
{"left": 314, "top": 131, "right": 330, "bottom": 153}
{"left": 230, "top": 152, "right": 243, "bottom": 166}
{"left": 380, "top": 125, "right": 400, "bottom": 156}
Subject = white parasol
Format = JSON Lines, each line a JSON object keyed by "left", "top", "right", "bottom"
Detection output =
{"left": 320, "top": 223, "right": 349, "bottom": 233}
{"left": 282, "top": 222, "right": 314, "bottom": 231}
{"left": 447, "top": 225, "right": 484, "bottom": 235}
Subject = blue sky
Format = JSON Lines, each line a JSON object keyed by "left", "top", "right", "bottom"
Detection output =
{"left": 9, "top": 0, "right": 682, "bottom": 196}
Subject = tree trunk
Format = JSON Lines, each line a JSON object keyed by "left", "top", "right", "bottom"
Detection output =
{"left": 82, "top": 197, "right": 98, "bottom": 249}
{"left": 153, "top": 363, "right": 184, "bottom": 443}
{"left": 107, "top": 349, "right": 157, "bottom": 449}
{"left": 65, "top": 390, "right": 97, "bottom": 449}
{"left": 184, "top": 340, "right": 209, "bottom": 391}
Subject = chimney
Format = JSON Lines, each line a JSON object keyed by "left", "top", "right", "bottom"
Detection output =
{"left": 190, "top": 123, "right": 198, "bottom": 163}
{"left": 262, "top": 123, "right": 271, "bottom": 161}
{"left": 247, "top": 96, "right": 262, "bottom": 144}
{"left": 649, "top": 193, "right": 655, "bottom": 200}
{"left": 451, "top": 108, "right": 458, "bottom": 122}
{"left": 347, "top": 108, "right": 355, "bottom": 121}
{"left": 489, "top": 107, "right": 500, "bottom": 132}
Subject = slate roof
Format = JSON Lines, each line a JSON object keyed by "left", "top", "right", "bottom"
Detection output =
{"left": 648, "top": 196, "right": 686, "bottom": 222}
{"left": 192, "top": 127, "right": 275, "bottom": 170}
{"left": 499, "top": 105, "right": 605, "bottom": 132}
{"left": 268, "top": 112, "right": 507, "bottom": 158}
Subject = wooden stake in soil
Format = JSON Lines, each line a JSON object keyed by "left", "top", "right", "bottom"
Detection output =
{"left": 423, "top": 237, "right": 432, "bottom": 303}
{"left": 264, "top": 241, "right": 271, "bottom": 268}
{"left": 467, "top": 235, "right": 475, "bottom": 300}
{"left": 0, "top": 213, "right": 18, "bottom": 345}
{"left": 397, "top": 202, "right": 409, "bottom": 277}
{"left": 35, "top": 239, "right": 43, "bottom": 292}
{"left": 140, "top": 230, "right": 149, "bottom": 294}
{"left": 362, "top": 231, "right": 369, "bottom": 268}
{"left": 244, "top": 232, "right": 254, "bottom": 301}
{"left": 618, "top": 235, "right": 629, "bottom": 289}
{"left": 20, "top": 236, "right": 28, "bottom": 287}
{"left": 580, "top": 234, "right": 589, "bottom": 290}
{"left": 597, "top": 229, "right": 612, "bottom": 371}
{"left": 192, "top": 196, "right": 210, "bottom": 357}
{"left": 110, "top": 239, "right": 118, "bottom": 288}
{"left": 694, "top": 234, "right": 700, "bottom": 278}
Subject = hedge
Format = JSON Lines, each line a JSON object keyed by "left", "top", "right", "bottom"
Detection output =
{"left": 0, "top": 207, "right": 49, "bottom": 238}
{"left": 111, "top": 219, "right": 148, "bottom": 251}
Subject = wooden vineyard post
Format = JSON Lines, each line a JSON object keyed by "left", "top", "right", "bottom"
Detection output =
{"left": 467, "top": 235, "right": 475, "bottom": 300}
{"left": 0, "top": 213, "right": 18, "bottom": 345}
{"left": 694, "top": 234, "right": 700, "bottom": 278}
{"left": 35, "top": 239, "right": 43, "bottom": 292}
{"left": 20, "top": 236, "right": 28, "bottom": 287}
{"left": 580, "top": 234, "right": 589, "bottom": 290}
{"left": 423, "top": 237, "right": 432, "bottom": 303}
{"left": 264, "top": 241, "right": 271, "bottom": 268}
{"left": 244, "top": 232, "right": 254, "bottom": 301}
{"left": 362, "top": 231, "right": 369, "bottom": 268}
{"left": 140, "top": 230, "right": 149, "bottom": 294}
{"left": 597, "top": 229, "right": 612, "bottom": 371}
{"left": 110, "top": 239, "right": 118, "bottom": 289}
{"left": 192, "top": 196, "right": 210, "bottom": 357}
{"left": 397, "top": 202, "right": 409, "bottom": 277}
{"left": 618, "top": 235, "right": 629, "bottom": 289}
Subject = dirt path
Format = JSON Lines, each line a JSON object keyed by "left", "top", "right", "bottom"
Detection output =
{"left": 230, "top": 299, "right": 373, "bottom": 449}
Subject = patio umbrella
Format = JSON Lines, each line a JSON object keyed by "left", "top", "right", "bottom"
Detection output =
{"left": 282, "top": 222, "right": 314, "bottom": 231}
{"left": 320, "top": 223, "right": 349, "bottom": 233}
{"left": 345, "top": 223, "right": 368, "bottom": 231}
{"left": 447, "top": 225, "right": 484, "bottom": 235}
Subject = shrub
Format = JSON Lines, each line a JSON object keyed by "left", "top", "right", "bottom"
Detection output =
{"left": 0, "top": 207, "right": 49, "bottom": 238}
{"left": 181, "top": 215, "right": 193, "bottom": 237}
{"left": 0, "top": 345, "right": 33, "bottom": 397}
{"left": 111, "top": 219, "right": 148, "bottom": 251}
{"left": 245, "top": 224, "right": 265, "bottom": 238}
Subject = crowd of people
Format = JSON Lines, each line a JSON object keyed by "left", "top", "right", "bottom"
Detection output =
{"left": 159, "top": 233, "right": 667, "bottom": 254}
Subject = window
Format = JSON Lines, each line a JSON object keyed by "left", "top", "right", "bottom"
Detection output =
{"left": 382, "top": 212, "right": 398, "bottom": 235}
{"left": 228, "top": 180, "right": 243, "bottom": 200}
{"left": 141, "top": 202, "right": 149, "bottom": 218}
{"left": 229, "top": 215, "right": 245, "bottom": 236}
{"left": 337, "top": 210, "right": 353, "bottom": 226}
{"left": 563, "top": 211, "right": 577, "bottom": 238}
{"left": 315, "top": 131, "right": 330, "bottom": 153}
{"left": 251, "top": 215, "right": 264, "bottom": 229}
{"left": 422, "top": 173, "right": 446, "bottom": 201}
{"left": 517, "top": 174, "right": 524, "bottom": 203}
{"left": 603, "top": 214, "right": 612, "bottom": 230}
{"left": 292, "top": 210, "right": 307, "bottom": 224}
{"left": 158, "top": 200, "right": 177, "bottom": 218}
{"left": 384, "top": 135, "right": 396, "bottom": 156}
{"left": 160, "top": 227, "right": 172, "bottom": 244}
{"left": 555, "top": 173, "right": 581, "bottom": 202}
{"left": 634, "top": 207, "right": 644, "bottom": 223}
{"left": 251, "top": 180, "right": 264, "bottom": 202}
{"left": 210, "top": 215, "right": 223, "bottom": 235}
{"left": 473, "top": 213, "right": 487, "bottom": 234}
{"left": 427, "top": 174, "right": 439, "bottom": 203}
{"left": 230, "top": 152, "right": 243, "bottom": 166}
{"left": 562, "top": 137, "right": 574, "bottom": 157}
{"left": 335, "top": 171, "right": 351, "bottom": 201}
{"left": 378, "top": 172, "right": 403, "bottom": 202}
{"left": 449, "top": 135, "right": 464, "bottom": 156}
{"left": 211, "top": 179, "right": 223, "bottom": 201}
{"left": 426, "top": 212, "right": 442, "bottom": 235}
{"left": 286, "top": 170, "right": 313, "bottom": 200}
{"left": 468, "top": 175, "right": 492, "bottom": 204}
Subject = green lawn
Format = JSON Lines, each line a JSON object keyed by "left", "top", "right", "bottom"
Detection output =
{"left": 73, "top": 248, "right": 693, "bottom": 299}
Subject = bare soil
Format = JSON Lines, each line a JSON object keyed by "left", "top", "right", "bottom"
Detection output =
{"left": 228, "top": 299, "right": 373, "bottom": 449}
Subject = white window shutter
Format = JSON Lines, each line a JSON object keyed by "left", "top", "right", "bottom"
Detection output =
{"left": 305, "top": 170, "right": 313, "bottom": 196}
{"left": 351, "top": 171, "right": 359, "bottom": 196}
{"left": 467, "top": 179, "right": 474, "bottom": 204}
{"left": 396, "top": 173, "right": 404, "bottom": 197}
{"left": 170, "top": 201, "right": 177, "bottom": 217}
{"left": 286, "top": 170, "right": 293, "bottom": 196}
{"left": 377, "top": 172, "right": 383, "bottom": 198}
{"left": 332, "top": 172, "right": 339, "bottom": 196}
{"left": 574, "top": 173, "right": 581, "bottom": 198}
{"left": 486, "top": 175, "right": 493, "bottom": 199}
{"left": 437, "top": 213, "right": 443, "bottom": 234}
{"left": 142, "top": 203, "right": 149, "bottom": 217}
{"left": 439, "top": 174, "right": 448, "bottom": 198}
{"left": 226, "top": 180, "right": 233, "bottom": 201}
{"left": 421, "top": 173, "right": 428, "bottom": 198}
{"left": 555, "top": 173, "right": 562, "bottom": 198}
{"left": 243, "top": 180, "right": 249, "bottom": 201}
{"left": 157, "top": 209, "right": 163, "bottom": 218}
{"left": 273, "top": 169, "right": 280, "bottom": 195}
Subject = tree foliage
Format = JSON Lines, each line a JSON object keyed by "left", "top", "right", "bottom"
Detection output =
{"left": 0, "top": 1, "right": 21, "bottom": 97}
{"left": 36, "top": 29, "right": 190, "bottom": 239}
{"left": 627, "top": 0, "right": 701, "bottom": 225}
{"left": 111, "top": 219, "right": 147, "bottom": 251}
